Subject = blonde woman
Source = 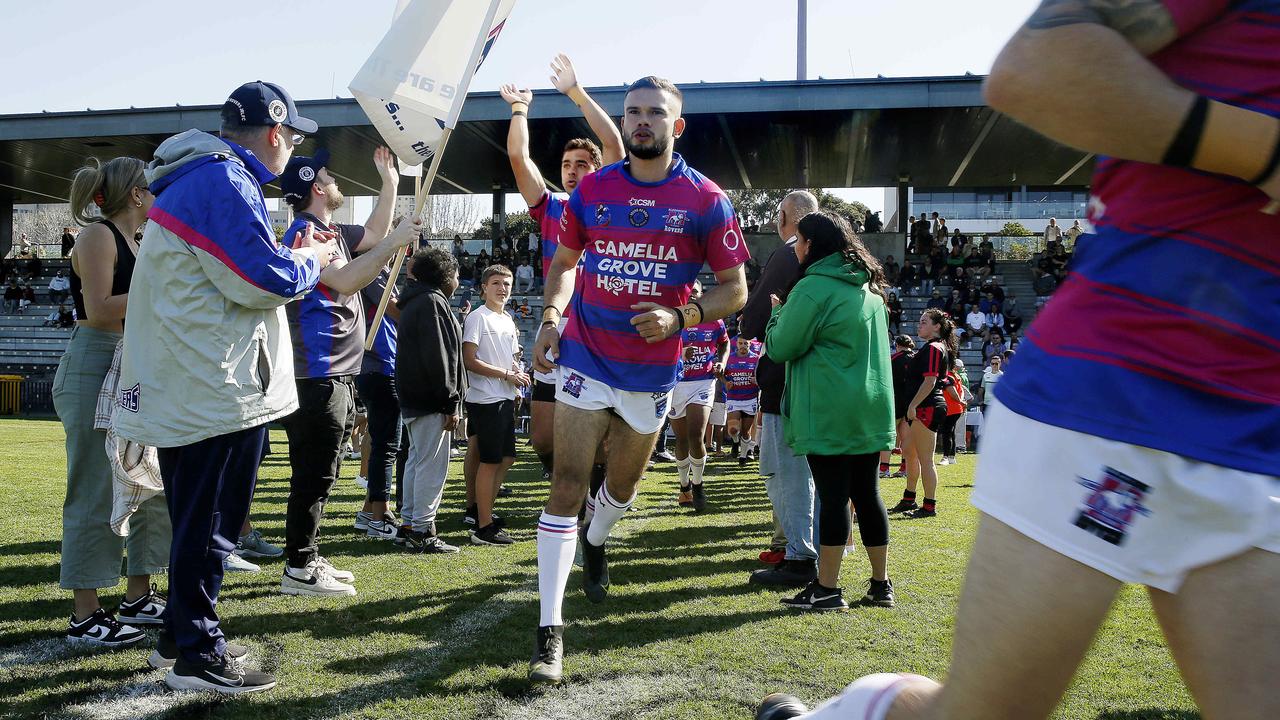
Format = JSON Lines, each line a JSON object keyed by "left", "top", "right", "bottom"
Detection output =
{"left": 55, "top": 157, "right": 169, "bottom": 646}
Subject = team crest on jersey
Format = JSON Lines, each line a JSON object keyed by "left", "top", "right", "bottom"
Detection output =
{"left": 664, "top": 209, "right": 688, "bottom": 234}
{"left": 595, "top": 203, "right": 611, "bottom": 227}
{"left": 118, "top": 383, "right": 140, "bottom": 413}
{"left": 1073, "top": 466, "right": 1151, "bottom": 546}
{"left": 562, "top": 372, "right": 586, "bottom": 398}
{"left": 629, "top": 207, "right": 650, "bottom": 227}
{"left": 652, "top": 392, "right": 669, "bottom": 418}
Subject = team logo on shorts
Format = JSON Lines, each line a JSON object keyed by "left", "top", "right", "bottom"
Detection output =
{"left": 595, "top": 203, "right": 611, "bottom": 227}
{"left": 652, "top": 392, "right": 669, "bottom": 418}
{"left": 1073, "top": 466, "right": 1151, "bottom": 546}
{"left": 629, "top": 207, "right": 650, "bottom": 227}
{"left": 118, "top": 383, "right": 140, "bottom": 413}
{"left": 697, "top": 390, "right": 710, "bottom": 402}
{"left": 562, "top": 372, "right": 586, "bottom": 399}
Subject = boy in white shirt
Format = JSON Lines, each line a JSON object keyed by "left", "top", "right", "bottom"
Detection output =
{"left": 462, "top": 265, "right": 531, "bottom": 545}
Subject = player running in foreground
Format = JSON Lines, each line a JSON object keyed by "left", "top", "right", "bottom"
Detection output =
{"left": 670, "top": 280, "right": 728, "bottom": 511}
{"left": 757, "top": 1, "right": 1280, "bottom": 718}
{"left": 500, "top": 53, "right": 624, "bottom": 482}
{"left": 528, "top": 75, "right": 749, "bottom": 684}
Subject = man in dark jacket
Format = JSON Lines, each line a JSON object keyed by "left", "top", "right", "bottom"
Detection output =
{"left": 740, "top": 190, "right": 820, "bottom": 588}
{"left": 395, "top": 247, "right": 467, "bottom": 553}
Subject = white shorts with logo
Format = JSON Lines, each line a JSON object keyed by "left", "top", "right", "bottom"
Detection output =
{"left": 710, "top": 402, "right": 727, "bottom": 426}
{"left": 726, "top": 398, "right": 759, "bottom": 416}
{"left": 972, "top": 401, "right": 1280, "bottom": 592}
{"left": 668, "top": 379, "right": 716, "bottom": 420}
{"left": 556, "top": 366, "right": 673, "bottom": 436}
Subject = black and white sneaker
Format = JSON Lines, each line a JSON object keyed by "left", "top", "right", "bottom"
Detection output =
{"left": 116, "top": 584, "right": 166, "bottom": 626}
{"left": 862, "top": 578, "right": 895, "bottom": 607}
{"left": 780, "top": 580, "right": 848, "bottom": 611}
{"left": 165, "top": 656, "right": 276, "bottom": 694}
{"left": 66, "top": 608, "right": 144, "bottom": 647}
{"left": 470, "top": 524, "right": 514, "bottom": 546}
{"left": 366, "top": 519, "right": 398, "bottom": 540}
{"left": 148, "top": 632, "right": 250, "bottom": 670}
{"left": 527, "top": 624, "right": 564, "bottom": 684}
{"left": 404, "top": 529, "right": 460, "bottom": 554}
{"left": 756, "top": 693, "right": 809, "bottom": 720}
{"left": 580, "top": 537, "right": 610, "bottom": 603}
{"left": 462, "top": 505, "right": 504, "bottom": 528}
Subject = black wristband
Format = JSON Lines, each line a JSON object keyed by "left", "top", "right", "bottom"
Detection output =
{"left": 1249, "top": 132, "right": 1280, "bottom": 185}
{"left": 675, "top": 306, "right": 686, "bottom": 331}
{"left": 511, "top": 109, "right": 527, "bottom": 117}
{"left": 691, "top": 300, "right": 705, "bottom": 325}
{"left": 1162, "top": 95, "right": 1209, "bottom": 167}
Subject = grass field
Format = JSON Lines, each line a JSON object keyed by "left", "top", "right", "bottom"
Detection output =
{"left": 0, "top": 417, "right": 1199, "bottom": 719}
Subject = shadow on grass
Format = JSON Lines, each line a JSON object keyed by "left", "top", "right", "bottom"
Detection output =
{"left": 0, "top": 539, "right": 61, "bottom": 557}
{"left": 1100, "top": 707, "right": 1198, "bottom": 712}
{"left": 1, "top": 659, "right": 152, "bottom": 719}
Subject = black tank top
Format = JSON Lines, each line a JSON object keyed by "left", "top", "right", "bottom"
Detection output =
{"left": 70, "top": 219, "right": 136, "bottom": 322}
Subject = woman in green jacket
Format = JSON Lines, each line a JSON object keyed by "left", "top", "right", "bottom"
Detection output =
{"left": 765, "top": 211, "right": 896, "bottom": 611}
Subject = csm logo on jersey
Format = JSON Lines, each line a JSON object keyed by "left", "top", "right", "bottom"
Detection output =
{"left": 663, "top": 209, "right": 688, "bottom": 234}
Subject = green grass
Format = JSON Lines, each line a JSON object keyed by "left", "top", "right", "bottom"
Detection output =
{"left": 0, "top": 417, "right": 1197, "bottom": 719}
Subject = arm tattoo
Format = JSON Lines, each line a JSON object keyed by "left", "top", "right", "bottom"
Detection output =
{"left": 1025, "top": 0, "right": 1178, "bottom": 54}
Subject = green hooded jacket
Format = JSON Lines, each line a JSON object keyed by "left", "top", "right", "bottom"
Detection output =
{"left": 765, "top": 252, "right": 896, "bottom": 456}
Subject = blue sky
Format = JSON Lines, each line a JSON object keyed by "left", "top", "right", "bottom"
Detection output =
{"left": 2, "top": 0, "right": 1039, "bottom": 214}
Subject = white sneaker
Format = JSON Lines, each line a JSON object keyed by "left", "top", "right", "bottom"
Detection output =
{"left": 354, "top": 511, "right": 373, "bottom": 531}
{"left": 224, "top": 553, "right": 261, "bottom": 572}
{"left": 315, "top": 556, "right": 355, "bottom": 582}
{"left": 366, "top": 520, "right": 397, "bottom": 540}
{"left": 281, "top": 562, "right": 356, "bottom": 597}
{"left": 354, "top": 475, "right": 368, "bottom": 489}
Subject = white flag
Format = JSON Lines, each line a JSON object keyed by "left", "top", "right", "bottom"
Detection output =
{"left": 350, "top": 0, "right": 517, "bottom": 165}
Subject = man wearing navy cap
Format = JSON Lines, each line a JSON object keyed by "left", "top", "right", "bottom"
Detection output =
{"left": 276, "top": 146, "right": 418, "bottom": 597}
{"left": 114, "top": 80, "right": 353, "bottom": 694}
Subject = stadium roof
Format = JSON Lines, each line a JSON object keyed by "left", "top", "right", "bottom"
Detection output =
{"left": 0, "top": 75, "right": 1093, "bottom": 204}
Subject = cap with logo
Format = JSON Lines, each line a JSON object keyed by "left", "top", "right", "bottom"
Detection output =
{"left": 222, "top": 80, "right": 318, "bottom": 134}
{"left": 280, "top": 149, "right": 332, "bottom": 204}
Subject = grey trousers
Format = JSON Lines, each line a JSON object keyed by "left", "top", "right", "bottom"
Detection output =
{"left": 402, "top": 413, "right": 452, "bottom": 531}
{"left": 54, "top": 326, "right": 170, "bottom": 589}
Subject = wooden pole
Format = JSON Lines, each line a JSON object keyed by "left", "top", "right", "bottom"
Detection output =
{"left": 364, "top": 127, "right": 454, "bottom": 351}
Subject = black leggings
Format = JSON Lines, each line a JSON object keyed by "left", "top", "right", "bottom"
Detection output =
{"left": 939, "top": 412, "right": 962, "bottom": 456}
{"left": 806, "top": 453, "right": 889, "bottom": 549}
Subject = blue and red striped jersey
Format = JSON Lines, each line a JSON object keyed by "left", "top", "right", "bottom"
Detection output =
{"left": 724, "top": 350, "right": 760, "bottom": 401}
{"left": 678, "top": 320, "right": 728, "bottom": 382}
{"left": 995, "top": 0, "right": 1280, "bottom": 474}
{"left": 557, "top": 154, "right": 749, "bottom": 393}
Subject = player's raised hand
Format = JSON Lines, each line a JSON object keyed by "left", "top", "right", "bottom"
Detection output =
{"left": 373, "top": 146, "right": 398, "bottom": 186}
{"left": 550, "top": 54, "right": 580, "bottom": 95}
{"left": 630, "top": 302, "right": 680, "bottom": 343}
{"left": 499, "top": 83, "right": 533, "bottom": 106}
{"left": 533, "top": 324, "right": 560, "bottom": 373}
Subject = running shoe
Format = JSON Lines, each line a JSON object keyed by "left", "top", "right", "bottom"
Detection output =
{"left": 780, "top": 580, "right": 848, "bottom": 612}
{"left": 224, "top": 553, "right": 261, "bottom": 572}
{"left": 366, "top": 519, "right": 398, "bottom": 540}
{"left": 862, "top": 578, "right": 895, "bottom": 607}
{"left": 497, "top": 485, "right": 513, "bottom": 498}
{"left": 354, "top": 510, "right": 373, "bottom": 531}
{"left": 403, "top": 529, "right": 460, "bottom": 554}
{"left": 149, "top": 633, "right": 249, "bottom": 669}
{"left": 891, "top": 468, "right": 908, "bottom": 478}
{"left": 281, "top": 561, "right": 356, "bottom": 597}
{"left": 887, "top": 498, "right": 918, "bottom": 514}
{"left": 315, "top": 556, "right": 355, "bottom": 582}
{"left": 904, "top": 507, "right": 937, "bottom": 519}
{"left": 236, "top": 529, "right": 283, "bottom": 558}
{"left": 165, "top": 656, "right": 276, "bottom": 694}
{"left": 677, "top": 489, "right": 693, "bottom": 507}
{"left": 580, "top": 537, "right": 610, "bottom": 603}
{"left": 471, "top": 524, "right": 515, "bottom": 545}
{"left": 758, "top": 549, "right": 786, "bottom": 565}
{"left": 691, "top": 482, "right": 707, "bottom": 512}
{"left": 749, "top": 559, "right": 817, "bottom": 588}
{"left": 878, "top": 469, "right": 892, "bottom": 479}
{"left": 653, "top": 450, "right": 677, "bottom": 463}
{"left": 756, "top": 693, "right": 809, "bottom": 720}
{"left": 463, "top": 505, "right": 505, "bottom": 528}
{"left": 353, "top": 475, "right": 369, "bottom": 489}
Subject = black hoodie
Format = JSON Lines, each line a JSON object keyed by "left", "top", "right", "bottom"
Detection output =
{"left": 395, "top": 278, "right": 467, "bottom": 417}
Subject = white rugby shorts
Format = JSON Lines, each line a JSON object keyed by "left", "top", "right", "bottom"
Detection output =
{"left": 668, "top": 379, "right": 716, "bottom": 420}
{"left": 555, "top": 366, "right": 673, "bottom": 436}
{"left": 972, "top": 401, "right": 1280, "bottom": 592}
{"left": 726, "top": 398, "right": 759, "bottom": 416}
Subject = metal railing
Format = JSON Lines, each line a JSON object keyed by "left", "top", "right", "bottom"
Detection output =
{"left": 910, "top": 201, "right": 1087, "bottom": 221}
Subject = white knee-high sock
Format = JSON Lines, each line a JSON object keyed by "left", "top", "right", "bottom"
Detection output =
{"left": 689, "top": 455, "right": 706, "bottom": 485}
{"left": 586, "top": 484, "right": 632, "bottom": 547}
{"left": 536, "top": 512, "right": 578, "bottom": 627}
{"left": 676, "top": 456, "right": 692, "bottom": 487}
{"left": 803, "top": 673, "right": 932, "bottom": 720}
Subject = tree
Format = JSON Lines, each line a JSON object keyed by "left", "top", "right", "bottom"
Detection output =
{"left": 999, "top": 221, "right": 1034, "bottom": 237}
{"left": 12, "top": 204, "right": 76, "bottom": 257}
{"left": 724, "top": 188, "right": 869, "bottom": 230}
{"left": 477, "top": 211, "right": 538, "bottom": 240}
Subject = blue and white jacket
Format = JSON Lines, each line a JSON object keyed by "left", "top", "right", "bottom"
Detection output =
{"left": 115, "top": 130, "right": 321, "bottom": 447}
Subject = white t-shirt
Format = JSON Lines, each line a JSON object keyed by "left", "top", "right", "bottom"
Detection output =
{"left": 516, "top": 264, "right": 534, "bottom": 280}
{"left": 966, "top": 311, "right": 986, "bottom": 332}
{"left": 462, "top": 305, "right": 520, "bottom": 404}
{"left": 982, "top": 368, "right": 1004, "bottom": 394}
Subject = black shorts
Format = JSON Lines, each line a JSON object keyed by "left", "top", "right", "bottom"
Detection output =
{"left": 464, "top": 400, "right": 517, "bottom": 463}
{"left": 911, "top": 398, "right": 949, "bottom": 433}
{"left": 532, "top": 379, "right": 557, "bottom": 403}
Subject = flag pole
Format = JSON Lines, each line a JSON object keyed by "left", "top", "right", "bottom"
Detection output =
{"left": 364, "top": 127, "right": 454, "bottom": 350}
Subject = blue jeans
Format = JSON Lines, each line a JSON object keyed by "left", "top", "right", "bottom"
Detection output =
{"left": 758, "top": 413, "right": 817, "bottom": 561}
{"left": 356, "top": 372, "right": 402, "bottom": 503}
